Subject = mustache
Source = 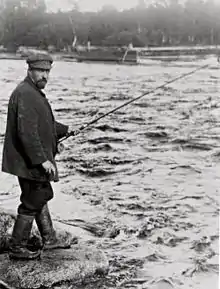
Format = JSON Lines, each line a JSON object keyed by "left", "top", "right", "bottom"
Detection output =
{"left": 37, "top": 78, "right": 47, "bottom": 83}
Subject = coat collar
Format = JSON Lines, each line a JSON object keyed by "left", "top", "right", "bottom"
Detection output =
{"left": 24, "top": 76, "right": 46, "bottom": 98}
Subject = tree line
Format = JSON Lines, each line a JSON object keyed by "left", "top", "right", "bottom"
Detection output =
{"left": 0, "top": 0, "right": 219, "bottom": 51}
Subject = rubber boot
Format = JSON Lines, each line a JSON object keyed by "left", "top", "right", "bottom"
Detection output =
{"left": 9, "top": 214, "right": 41, "bottom": 260}
{"left": 35, "top": 204, "right": 71, "bottom": 250}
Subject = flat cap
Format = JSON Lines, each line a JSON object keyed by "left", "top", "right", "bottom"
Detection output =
{"left": 26, "top": 53, "right": 53, "bottom": 70}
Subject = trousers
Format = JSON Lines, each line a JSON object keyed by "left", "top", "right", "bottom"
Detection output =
{"left": 17, "top": 177, "right": 54, "bottom": 216}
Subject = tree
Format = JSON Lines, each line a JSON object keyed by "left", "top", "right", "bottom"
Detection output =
{"left": 0, "top": 0, "right": 219, "bottom": 50}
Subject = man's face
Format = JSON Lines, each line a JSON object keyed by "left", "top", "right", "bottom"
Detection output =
{"left": 29, "top": 68, "right": 50, "bottom": 89}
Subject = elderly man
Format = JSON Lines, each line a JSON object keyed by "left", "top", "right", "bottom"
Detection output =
{"left": 2, "top": 53, "right": 71, "bottom": 260}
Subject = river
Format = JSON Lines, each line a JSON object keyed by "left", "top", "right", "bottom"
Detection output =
{"left": 0, "top": 57, "right": 219, "bottom": 289}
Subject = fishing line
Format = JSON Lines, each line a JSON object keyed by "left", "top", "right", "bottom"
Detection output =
{"left": 58, "top": 61, "right": 211, "bottom": 143}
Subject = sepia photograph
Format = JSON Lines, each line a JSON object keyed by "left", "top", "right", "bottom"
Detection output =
{"left": 0, "top": 0, "right": 219, "bottom": 288}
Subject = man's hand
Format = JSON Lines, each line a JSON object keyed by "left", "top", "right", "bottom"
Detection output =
{"left": 67, "top": 124, "right": 87, "bottom": 137}
{"left": 42, "top": 160, "right": 56, "bottom": 176}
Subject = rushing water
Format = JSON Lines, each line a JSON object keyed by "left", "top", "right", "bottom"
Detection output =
{"left": 0, "top": 57, "right": 219, "bottom": 289}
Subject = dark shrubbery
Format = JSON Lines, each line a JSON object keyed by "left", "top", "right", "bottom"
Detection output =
{"left": 0, "top": 0, "right": 219, "bottom": 51}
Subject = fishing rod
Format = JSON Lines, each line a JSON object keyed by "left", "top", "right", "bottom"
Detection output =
{"left": 0, "top": 280, "right": 14, "bottom": 289}
{"left": 58, "top": 5, "right": 220, "bottom": 144}
{"left": 58, "top": 61, "right": 213, "bottom": 144}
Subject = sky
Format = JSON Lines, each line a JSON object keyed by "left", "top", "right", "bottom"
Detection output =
{"left": 45, "top": 0, "right": 218, "bottom": 13}
{"left": 46, "top": 0, "right": 140, "bottom": 12}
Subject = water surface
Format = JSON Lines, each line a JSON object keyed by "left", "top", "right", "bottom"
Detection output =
{"left": 0, "top": 58, "right": 219, "bottom": 289}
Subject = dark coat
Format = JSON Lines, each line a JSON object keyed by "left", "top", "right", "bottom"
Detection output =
{"left": 2, "top": 76, "right": 68, "bottom": 182}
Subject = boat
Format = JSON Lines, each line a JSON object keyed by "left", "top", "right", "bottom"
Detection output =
{"left": 74, "top": 48, "right": 139, "bottom": 64}
{"left": 61, "top": 42, "right": 140, "bottom": 65}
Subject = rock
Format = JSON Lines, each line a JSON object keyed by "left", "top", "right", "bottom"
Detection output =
{"left": 0, "top": 210, "right": 15, "bottom": 253}
{"left": 0, "top": 209, "right": 109, "bottom": 288}
{"left": 0, "top": 245, "right": 109, "bottom": 288}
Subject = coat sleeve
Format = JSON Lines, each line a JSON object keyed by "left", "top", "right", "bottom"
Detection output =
{"left": 17, "top": 92, "right": 48, "bottom": 166}
{"left": 55, "top": 121, "right": 69, "bottom": 140}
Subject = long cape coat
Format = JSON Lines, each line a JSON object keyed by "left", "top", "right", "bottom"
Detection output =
{"left": 2, "top": 76, "right": 68, "bottom": 182}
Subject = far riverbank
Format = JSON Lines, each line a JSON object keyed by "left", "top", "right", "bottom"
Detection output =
{"left": 0, "top": 45, "right": 219, "bottom": 62}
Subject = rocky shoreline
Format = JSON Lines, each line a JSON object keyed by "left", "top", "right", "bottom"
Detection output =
{"left": 0, "top": 209, "right": 109, "bottom": 289}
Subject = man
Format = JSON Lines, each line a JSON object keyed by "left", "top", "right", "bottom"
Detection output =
{"left": 2, "top": 53, "right": 72, "bottom": 260}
